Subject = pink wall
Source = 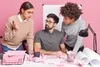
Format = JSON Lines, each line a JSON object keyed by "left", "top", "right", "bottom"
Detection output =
{"left": 0, "top": 0, "right": 100, "bottom": 54}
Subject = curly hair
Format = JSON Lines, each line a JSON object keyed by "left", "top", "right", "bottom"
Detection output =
{"left": 60, "top": 2, "right": 83, "bottom": 21}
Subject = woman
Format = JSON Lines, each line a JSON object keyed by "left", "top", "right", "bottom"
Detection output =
{"left": 60, "top": 2, "right": 85, "bottom": 55}
{"left": 1, "top": 1, "right": 34, "bottom": 54}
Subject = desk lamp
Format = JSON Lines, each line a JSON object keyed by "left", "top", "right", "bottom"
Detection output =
{"left": 79, "top": 24, "right": 97, "bottom": 53}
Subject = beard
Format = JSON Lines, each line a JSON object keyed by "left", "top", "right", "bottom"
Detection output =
{"left": 45, "top": 25, "right": 52, "bottom": 31}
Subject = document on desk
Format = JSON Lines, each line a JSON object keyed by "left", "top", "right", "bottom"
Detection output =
{"left": 75, "top": 48, "right": 100, "bottom": 67}
{"left": 44, "top": 55, "right": 66, "bottom": 65}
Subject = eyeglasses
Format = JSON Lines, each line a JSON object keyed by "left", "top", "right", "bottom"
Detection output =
{"left": 27, "top": 11, "right": 33, "bottom": 14}
{"left": 45, "top": 20, "right": 54, "bottom": 24}
{"left": 25, "top": 10, "right": 34, "bottom": 14}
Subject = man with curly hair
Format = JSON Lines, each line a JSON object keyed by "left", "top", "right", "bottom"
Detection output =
{"left": 60, "top": 2, "right": 85, "bottom": 55}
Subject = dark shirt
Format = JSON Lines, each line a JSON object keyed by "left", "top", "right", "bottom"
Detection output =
{"left": 34, "top": 29, "right": 64, "bottom": 51}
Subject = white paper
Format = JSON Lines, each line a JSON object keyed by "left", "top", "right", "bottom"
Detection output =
{"left": 75, "top": 51, "right": 89, "bottom": 64}
{"left": 75, "top": 48, "right": 100, "bottom": 67}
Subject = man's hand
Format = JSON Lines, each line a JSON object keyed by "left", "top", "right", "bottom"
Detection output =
{"left": 54, "top": 51, "right": 67, "bottom": 57}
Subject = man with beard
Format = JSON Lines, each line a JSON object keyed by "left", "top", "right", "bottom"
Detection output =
{"left": 34, "top": 13, "right": 66, "bottom": 55}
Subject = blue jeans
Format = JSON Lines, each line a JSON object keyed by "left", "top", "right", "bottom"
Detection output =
{"left": 1, "top": 44, "right": 23, "bottom": 53}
